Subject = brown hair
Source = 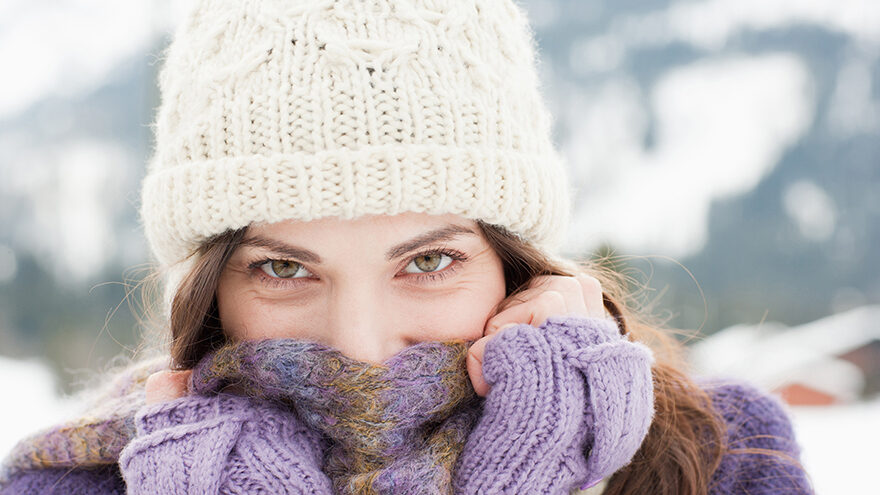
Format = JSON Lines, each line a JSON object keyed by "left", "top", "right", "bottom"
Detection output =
{"left": 156, "top": 220, "right": 808, "bottom": 494}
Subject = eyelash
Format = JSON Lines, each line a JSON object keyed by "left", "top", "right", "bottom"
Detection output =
{"left": 244, "top": 248, "right": 469, "bottom": 289}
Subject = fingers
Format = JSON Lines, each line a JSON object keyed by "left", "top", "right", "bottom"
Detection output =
{"left": 484, "top": 291, "right": 564, "bottom": 336}
{"left": 145, "top": 369, "right": 192, "bottom": 405}
{"left": 466, "top": 336, "right": 490, "bottom": 398}
{"left": 535, "top": 275, "right": 589, "bottom": 317}
{"left": 467, "top": 323, "right": 517, "bottom": 397}
{"left": 575, "top": 274, "right": 606, "bottom": 319}
{"left": 470, "top": 274, "right": 608, "bottom": 398}
{"left": 485, "top": 274, "right": 606, "bottom": 336}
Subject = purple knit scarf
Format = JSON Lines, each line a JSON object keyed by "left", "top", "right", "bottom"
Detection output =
{"left": 191, "top": 338, "right": 484, "bottom": 493}
{"left": 0, "top": 338, "right": 484, "bottom": 494}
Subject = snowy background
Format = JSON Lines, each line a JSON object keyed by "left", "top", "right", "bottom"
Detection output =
{"left": 1, "top": 1, "right": 879, "bottom": 493}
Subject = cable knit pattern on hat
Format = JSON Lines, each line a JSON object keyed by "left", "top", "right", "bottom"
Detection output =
{"left": 140, "top": 0, "right": 571, "bottom": 271}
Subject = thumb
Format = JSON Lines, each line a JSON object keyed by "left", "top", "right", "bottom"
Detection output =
{"left": 467, "top": 336, "right": 491, "bottom": 397}
{"left": 145, "top": 369, "right": 192, "bottom": 405}
{"left": 467, "top": 323, "right": 518, "bottom": 397}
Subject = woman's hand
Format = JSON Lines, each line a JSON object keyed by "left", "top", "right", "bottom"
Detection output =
{"left": 467, "top": 274, "right": 609, "bottom": 397}
{"left": 144, "top": 369, "right": 192, "bottom": 405}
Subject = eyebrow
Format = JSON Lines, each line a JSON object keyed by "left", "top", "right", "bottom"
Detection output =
{"left": 238, "top": 223, "right": 477, "bottom": 264}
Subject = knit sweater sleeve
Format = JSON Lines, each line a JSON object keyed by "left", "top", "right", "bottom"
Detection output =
{"left": 453, "top": 315, "right": 656, "bottom": 494}
{"left": 703, "top": 379, "right": 815, "bottom": 494}
{"left": 117, "top": 392, "right": 334, "bottom": 494}
{"left": 0, "top": 464, "right": 125, "bottom": 494}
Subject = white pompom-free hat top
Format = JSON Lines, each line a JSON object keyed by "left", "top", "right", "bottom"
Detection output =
{"left": 140, "top": 0, "right": 571, "bottom": 273}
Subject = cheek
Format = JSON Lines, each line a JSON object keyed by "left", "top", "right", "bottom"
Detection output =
{"left": 406, "top": 277, "right": 506, "bottom": 341}
{"left": 216, "top": 281, "right": 249, "bottom": 339}
{"left": 219, "top": 293, "right": 316, "bottom": 340}
{"left": 216, "top": 274, "right": 309, "bottom": 340}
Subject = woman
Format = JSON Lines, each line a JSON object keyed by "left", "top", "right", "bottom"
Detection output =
{"left": 0, "top": 0, "right": 812, "bottom": 494}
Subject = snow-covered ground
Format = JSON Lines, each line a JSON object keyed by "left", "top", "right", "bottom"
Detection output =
{"left": 789, "top": 399, "right": 880, "bottom": 495}
{"left": 0, "top": 356, "right": 84, "bottom": 459}
{"left": 0, "top": 355, "right": 875, "bottom": 493}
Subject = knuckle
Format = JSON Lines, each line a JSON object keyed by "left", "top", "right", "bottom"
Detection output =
{"left": 145, "top": 370, "right": 169, "bottom": 387}
{"left": 537, "top": 290, "right": 566, "bottom": 307}
{"left": 146, "top": 370, "right": 186, "bottom": 393}
{"left": 484, "top": 316, "right": 508, "bottom": 335}
{"left": 556, "top": 275, "right": 583, "bottom": 293}
{"left": 577, "top": 273, "right": 603, "bottom": 291}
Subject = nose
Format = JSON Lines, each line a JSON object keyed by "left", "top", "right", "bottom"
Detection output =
{"left": 324, "top": 281, "right": 408, "bottom": 365}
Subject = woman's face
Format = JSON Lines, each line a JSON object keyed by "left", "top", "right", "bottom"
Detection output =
{"left": 216, "top": 212, "right": 507, "bottom": 364}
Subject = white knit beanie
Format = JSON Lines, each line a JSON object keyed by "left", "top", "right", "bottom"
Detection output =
{"left": 141, "top": 0, "right": 572, "bottom": 311}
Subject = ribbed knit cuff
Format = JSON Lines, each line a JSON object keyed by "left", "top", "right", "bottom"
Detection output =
{"left": 539, "top": 315, "right": 624, "bottom": 345}
{"left": 480, "top": 315, "right": 625, "bottom": 389}
{"left": 454, "top": 315, "right": 655, "bottom": 493}
{"left": 551, "top": 319, "right": 654, "bottom": 490}
{"left": 454, "top": 317, "right": 607, "bottom": 493}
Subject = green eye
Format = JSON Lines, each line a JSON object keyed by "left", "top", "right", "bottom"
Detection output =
{"left": 405, "top": 253, "right": 453, "bottom": 274}
{"left": 261, "top": 260, "right": 306, "bottom": 278}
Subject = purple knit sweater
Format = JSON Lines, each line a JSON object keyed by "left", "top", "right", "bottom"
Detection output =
{"left": 0, "top": 316, "right": 813, "bottom": 494}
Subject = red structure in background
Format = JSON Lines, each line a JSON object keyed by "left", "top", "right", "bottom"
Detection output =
{"left": 776, "top": 383, "right": 838, "bottom": 406}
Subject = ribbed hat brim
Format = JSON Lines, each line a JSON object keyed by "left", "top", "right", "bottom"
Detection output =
{"left": 141, "top": 143, "right": 570, "bottom": 267}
